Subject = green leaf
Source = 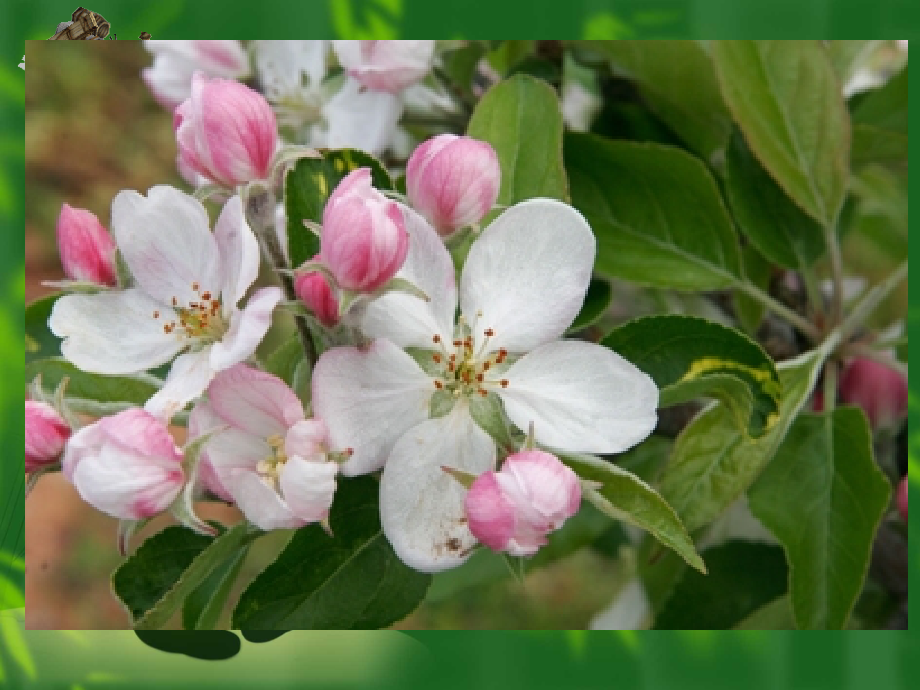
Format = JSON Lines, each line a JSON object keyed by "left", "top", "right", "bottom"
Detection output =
{"left": 654, "top": 541, "right": 788, "bottom": 630}
{"left": 561, "top": 453, "right": 705, "bottom": 574}
{"left": 25, "top": 294, "right": 61, "bottom": 364}
{"left": 566, "top": 278, "right": 612, "bottom": 334}
{"left": 262, "top": 338, "right": 311, "bottom": 403}
{"left": 614, "top": 435, "right": 673, "bottom": 485}
{"left": 112, "top": 522, "right": 254, "bottom": 630}
{"left": 850, "top": 67, "right": 908, "bottom": 172}
{"left": 825, "top": 41, "right": 879, "bottom": 87}
{"left": 182, "top": 546, "right": 250, "bottom": 630}
{"left": 659, "top": 346, "right": 829, "bottom": 534}
{"left": 748, "top": 408, "right": 891, "bottom": 630}
{"left": 734, "top": 596, "right": 795, "bottom": 630}
{"left": 565, "top": 133, "right": 742, "bottom": 290}
{"left": 26, "top": 358, "right": 160, "bottom": 412}
{"left": 712, "top": 41, "right": 850, "bottom": 229}
{"left": 734, "top": 244, "right": 771, "bottom": 335}
{"left": 232, "top": 477, "right": 431, "bottom": 629}
{"left": 467, "top": 74, "right": 568, "bottom": 206}
{"left": 592, "top": 40, "right": 732, "bottom": 161}
{"left": 440, "top": 43, "right": 486, "bottom": 96}
{"left": 603, "top": 315, "right": 781, "bottom": 437}
{"left": 725, "top": 130, "right": 826, "bottom": 271}
{"left": 285, "top": 150, "right": 393, "bottom": 269}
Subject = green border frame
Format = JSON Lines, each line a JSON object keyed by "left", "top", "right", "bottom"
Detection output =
{"left": 2, "top": 1, "right": 915, "bottom": 687}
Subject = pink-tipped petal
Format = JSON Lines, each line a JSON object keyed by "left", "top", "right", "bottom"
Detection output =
{"left": 25, "top": 401, "right": 71, "bottom": 473}
{"left": 56, "top": 204, "right": 117, "bottom": 285}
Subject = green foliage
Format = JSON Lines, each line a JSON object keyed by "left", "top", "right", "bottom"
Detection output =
{"left": 565, "top": 133, "right": 742, "bottom": 290}
{"left": 654, "top": 541, "right": 788, "bottom": 630}
{"left": 25, "top": 293, "right": 61, "bottom": 364}
{"left": 561, "top": 453, "right": 705, "bottom": 573}
{"left": 593, "top": 40, "right": 731, "bottom": 161}
{"left": 113, "top": 523, "right": 255, "bottom": 630}
{"left": 725, "top": 131, "right": 826, "bottom": 271}
{"left": 660, "top": 347, "right": 829, "bottom": 534}
{"left": 712, "top": 40, "right": 850, "bottom": 229}
{"left": 603, "top": 315, "right": 781, "bottom": 437}
{"left": 749, "top": 409, "right": 891, "bottom": 630}
{"left": 850, "top": 66, "right": 908, "bottom": 172}
{"left": 263, "top": 338, "right": 311, "bottom": 404}
{"left": 232, "top": 477, "right": 431, "bottom": 629}
{"left": 182, "top": 548, "right": 250, "bottom": 631}
{"left": 567, "top": 278, "right": 612, "bottom": 333}
{"left": 26, "top": 358, "right": 161, "bottom": 414}
{"left": 467, "top": 74, "right": 568, "bottom": 206}
{"left": 284, "top": 150, "right": 393, "bottom": 269}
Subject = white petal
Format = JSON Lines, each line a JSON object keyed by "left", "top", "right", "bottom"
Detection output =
{"left": 379, "top": 403, "right": 496, "bottom": 573}
{"left": 145, "top": 348, "right": 216, "bottom": 420}
{"left": 460, "top": 199, "right": 595, "bottom": 354}
{"left": 311, "top": 340, "right": 433, "bottom": 476}
{"left": 322, "top": 79, "right": 402, "bottom": 155}
{"left": 202, "top": 427, "right": 269, "bottom": 472}
{"left": 255, "top": 40, "right": 328, "bottom": 101}
{"left": 207, "top": 363, "right": 304, "bottom": 438}
{"left": 214, "top": 196, "right": 260, "bottom": 306}
{"left": 360, "top": 205, "right": 457, "bottom": 349}
{"left": 209, "top": 287, "right": 282, "bottom": 371}
{"left": 49, "top": 289, "right": 184, "bottom": 374}
{"left": 279, "top": 456, "right": 337, "bottom": 523}
{"left": 226, "top": 471, "right": 303, "bottom": 531}
{"left": 111, "top": 186, "right": 221, "bottom": 307}
{"left": 498, "top": 340, "right": 658, "bottom": 454}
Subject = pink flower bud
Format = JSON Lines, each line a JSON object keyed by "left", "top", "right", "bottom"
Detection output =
{"left": 25, "top": 401, "right": 71, "bottom": 473}
{"left": 295, "top": 253, "right": 340, "bottom": 327}
{"left": 321, "top": 169, "right": 409, "bottom": 292}
{"left": 332, "top": 40, "right": 435, "bottom": 93}
{"left": 406, "top": 134, "right": 501, "bottom": 235}
{"left": 465, "top": 450, "right": 581, "bottom": 557}
{"left": 62, "top": 408, "right": 185, "bottom": 520}
{"left": 56, "top": 204, "right": 117, "bottom": 286}
{"left": 897, "top": 477, "right": 908, "bottom": 521}
{"left": 838, "top": 357, "right": 908, "bottom": 430}
{"left": 174, "top": 72, "right": 277, "bottom": 188}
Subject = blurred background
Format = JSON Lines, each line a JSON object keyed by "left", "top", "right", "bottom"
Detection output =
{"left": 24, "top": 41, "right": 633, "bottom": 630}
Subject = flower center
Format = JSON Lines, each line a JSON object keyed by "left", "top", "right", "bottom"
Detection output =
{"left": 256, "top": 434, "right": 287, "bottom": 490}
{"left": 429, "top": 313, "right": 510, "bottom": 398}
{"left": 152, "top": 282, "right": 228, "bottom": 344}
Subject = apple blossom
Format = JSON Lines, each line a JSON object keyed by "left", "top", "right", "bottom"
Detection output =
{"left": 295, "top": 253, "right": 339, "bottom": 327}
{"left": 465, "top": 450, "right": 581, "bottom": 557}
{"left": 313, "top": 199, "right": 659, "bottom": 571}
{"left": 175, "top": 73, "right": 278, "bottom": 188}
{"left": 406, "top": 134, "right": 501, "bottom": 235}
{"left": 49, "top": 186, "right": 282, "bottom": 420}
{"left": 254, "top": 40, "right": 329, "bottom": 133}
{"left": 838, "top": 357, "right": 908, "bottom": 429}
{"left": 332, "top": 41, "right": 435, "bottom": 94}
{"left": 897, "top": 477, "right": 907, "bottom": 521}
{"left": 25, "top": 400, "right": 70, "bottom": 473}
{"left": 143, "top": 40, "right": 250, "bottom": 109}
{"left": 62, "top": 408, "right": 184, "bottom": 520}
{"left": 56, "top": 203, "right": 117, "bottom": 286}
{"left": 189, "top": 364, "right": 338, "bottom": 531}
{"left": 320, "top": 168, "right": 409, "bottom": 293}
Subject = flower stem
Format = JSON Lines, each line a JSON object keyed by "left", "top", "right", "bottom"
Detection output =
{"left": 839, "top": 260, "right": 908, "bottom": 344}
{"left": 736, "top": 281, "right": 822, "bottom": 341}
{"left": 824, "top": 224, "right": 846, "bottom": 326}
{"left": 244, "top": 187, "right": 317, "bottom": 368}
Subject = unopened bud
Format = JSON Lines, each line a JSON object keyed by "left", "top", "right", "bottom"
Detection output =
{"left": 56, "top": 204, "right": 117, "bottom": 286}
{"left": 25, "top": 400, "right": 71, "bottom": 473}
{"left": 295, "top": 253, "right": 340, "bottom": 327}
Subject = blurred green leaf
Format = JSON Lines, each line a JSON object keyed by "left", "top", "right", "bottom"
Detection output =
{"left": 233, "top": 477, "right": 430, "bottom": 629}
{"left": 734, "top": 595, "right": 795, "bottom": 630}
{"left": 467, "top": 74, "right": 568, "bottom": 207}
{"left": 850, "top": 67, "right": 908, "bottom": 172}
{"left": 660, "top": 347, "right": 829, "bottom": 534}
{"left": 26, "top": 357, "right": 160, "bottom": 412}
{"left": 749, "top": 409, "right": 890, "bottom": 630}
{"left": 735, "top": 244, "right": 771, "bottom": 335}
{"left": 567, "top": 278, "right": 612, "bottom": 333}
{"left": 604, "top": 315, "right": 781, "bottom": 437}
{"left": 592, "top": 40, "right": 731, "bottom": 161}
{"left": 440, "top": 43, "right": 486, "bottom": 97}
{"left": 613, "top": 435, "right": 673, "bottom": 485}
{"left": 654, "top": 541, "right": 788, "bottom": 630}
{"left": 565, "top": 133, "right": 742, "bottom": 290}
{"left": 825, "top": 40, "right": 879, "bottom": 86}
{"left": 285, "top": 150, "right": 392, "bottom": 269}
{"left": 725, "top": 130, "right": 826, "bottom": 271}
{"left": 712, "top": 41, "right": 850, "bottom": 229}
{"left": 263, "top": 338, "right": 311, "bottom": 403}
{"left": 561, "top": 453, "right": 705, "bottom": 573}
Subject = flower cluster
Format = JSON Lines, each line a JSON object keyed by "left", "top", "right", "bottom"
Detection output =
{"left": 29, "top": 40, "right": 660, "bottom": 579}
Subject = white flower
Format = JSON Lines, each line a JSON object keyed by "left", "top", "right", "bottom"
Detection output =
{"left": 19, "top": 55, "right": 25, "bottom": 70}
{"left": 50, "top": 186, "right": 282, "bottom": 420}
{"left": 254, "top": 40, "right": 329, "bottom": 134}
{"left": 312, "top": 199, "right": 659, "bottom": 571}
{"left": 143, "top": 41, "right": 250, "bottom": 109}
